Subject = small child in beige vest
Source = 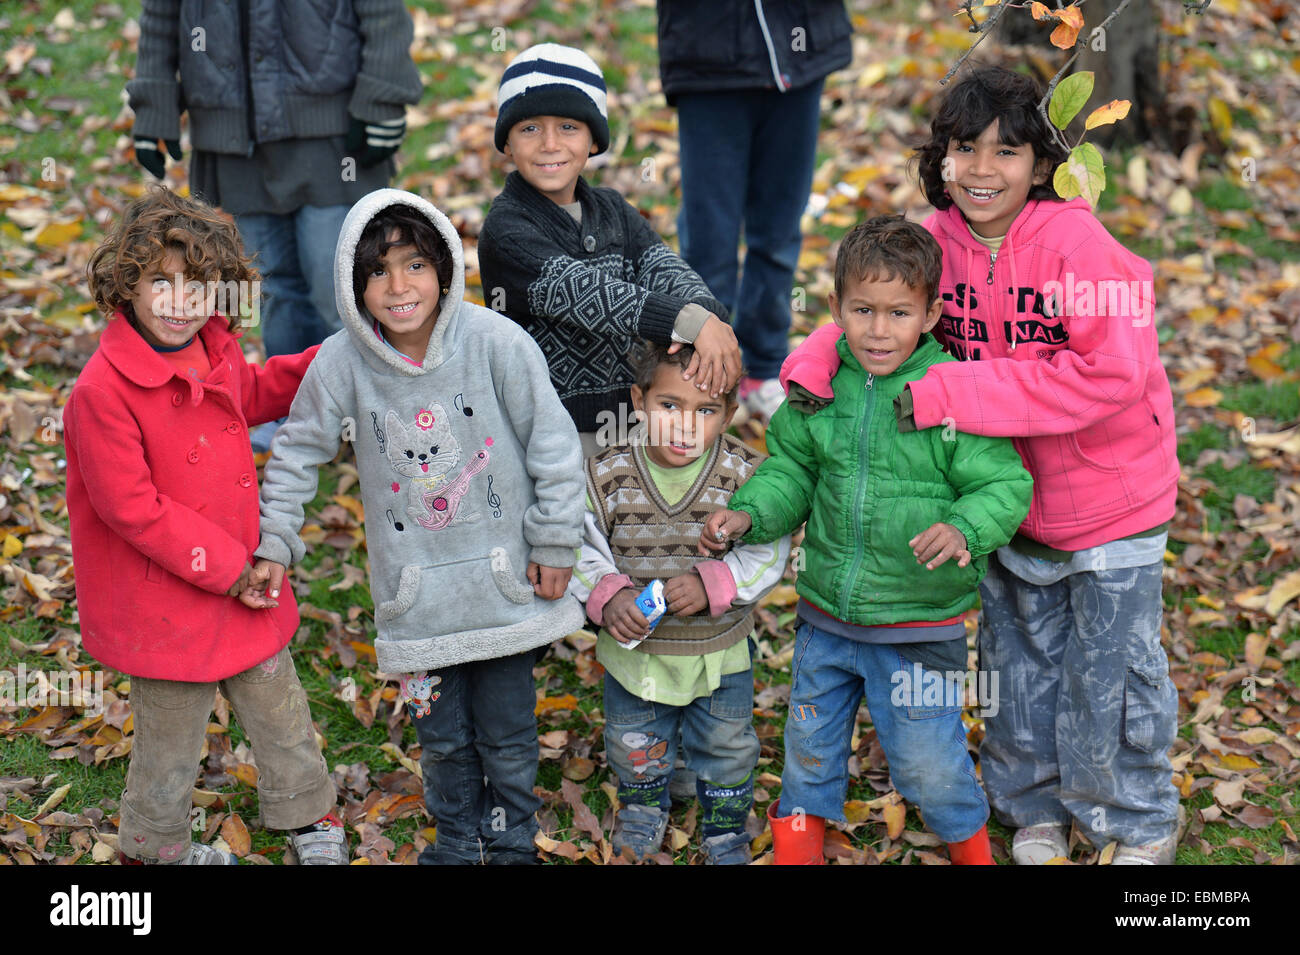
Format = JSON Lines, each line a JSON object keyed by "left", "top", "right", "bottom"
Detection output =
{"left": 567, "top": 341, "right": 790, "bottom": 864}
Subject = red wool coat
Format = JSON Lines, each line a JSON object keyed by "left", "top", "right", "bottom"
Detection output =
{"left": 64, "top": 314, "right": 318, "bottom": 681}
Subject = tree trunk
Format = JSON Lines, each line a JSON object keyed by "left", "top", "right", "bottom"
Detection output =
{"left": 998, "top": 0, "right": 1167, "bottom": 148}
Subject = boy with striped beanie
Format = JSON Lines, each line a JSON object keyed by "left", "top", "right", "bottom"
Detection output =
{"left": 478, "top": 43, "right": 742, "bottom": 458}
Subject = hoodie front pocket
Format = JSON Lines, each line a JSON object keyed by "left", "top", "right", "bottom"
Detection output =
{"left": 376, "top": 550, "right": 535, "bottom": 625}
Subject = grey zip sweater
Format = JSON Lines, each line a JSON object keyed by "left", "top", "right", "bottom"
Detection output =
{"left": 256, "top": 189, "right": 586, "bottom": 672}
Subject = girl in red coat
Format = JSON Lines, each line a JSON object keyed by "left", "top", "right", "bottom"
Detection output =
{"left": 65, "top": 187, "right": 343, "bottom": 864}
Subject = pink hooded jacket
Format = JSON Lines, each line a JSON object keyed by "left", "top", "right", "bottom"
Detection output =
{"left": 783, "top": 198, "right": 1177, "bottom": 551}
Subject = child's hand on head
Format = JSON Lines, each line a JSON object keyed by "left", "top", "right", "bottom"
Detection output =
{"left": 909, "top": 523, "right": 970, "bottom": 570}
{"left": 236, "top": 559, "right": 286, "bottom": 609}
{"left": 670, "top": 314, "right": 741, "bottom": 398}
{"left": 527, "top": 562, "right": 572, "bottom": 601}
{"left": 664, "top": 571, "right": 708, "bottom": 617}
{"left": 603, "top": 588, "right": 651, "bottom": 645}
{"left": 699, "top": 509, "right": 752, "bottom": 555}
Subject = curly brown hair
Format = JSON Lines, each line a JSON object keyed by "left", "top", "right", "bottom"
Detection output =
{"left": 628, "top": 339, "right": 743, "bottom": 407}
{"left": 87, "top": 186, "right": 258, "bottom": 330}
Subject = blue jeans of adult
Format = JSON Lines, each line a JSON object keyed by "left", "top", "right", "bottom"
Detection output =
{"left": 411, "top": 650, "right": 541, "bottom": 864}
{"left": 780, "top": 621, "right": 989, "bottom": 843}
{"left": 236, "top": 205, "right": 349, "bottom": 358}
{"left": 675, "top": 80, "right": 824, "bottom": 380}
{"left": 604, "top": 665, "right": 759, "bottom": 837}
{"left": 977, "top": 554, "right": 1179, "bottom": 846}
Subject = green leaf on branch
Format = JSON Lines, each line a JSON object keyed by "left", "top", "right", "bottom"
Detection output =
{"left": 1048, "top": 71, "right": 1095, "bottom": 130}
{"left": 1053, "top": 142, "right": 1106, "bottom": 207}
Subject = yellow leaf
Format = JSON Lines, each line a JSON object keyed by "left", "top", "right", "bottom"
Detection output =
{"left": 1208, "top": 98, "right": 1233, "bottom": 140}
{"left": 331, "top": 494, "right": 365, "bottom": 523}
{"left": 1177, "top": 367, "right": 1218, "bottom": 391}
{"left": 1084, "top": 99, "right": 1132, "bottom": 130}
{"left": 1264, "top": 570, "right": 1300, "bottom": 617}
{"left": 1246, "top": 352, "right": 1286, "bottom": 381}
{"left": 1167, "top": 185, "right": 1195, "bottom": 216}
{"left": 763, "top": 585, "right": 799, "bottom": 608}
{"left": 1195, "top": 593, "right": 1225, "bottom": 610}
{"left": 2, "top": 534, "right": 21, "bottom": 559}
{"left": 1029, "top": 1, "right": 1052, "bottom": 19}
{"left": 534, "top": 693, "right": 578, "bottom": 716}
{"left": 1186, "top": 305, "right": 1217, "bottom": 324}
{"left": 1182, "top": 387, "right": 1223, "bottom": 408}
{"left": 882, "top": 801, "right": 906, "bottom": 840}
{"left": 1243, "top": 632, "right": 1268, "bottom": 670}
{"left": 856, "top": 63, "right": 887, "bottom": 88}
{"left": 36, "top": 783, "right": 71, "bottom": 817}
{"left": 1235, "top": 727, "right": 1275, "bottom": 746}
{"left": 91, "top": 840, "right": 117, "bottom": 864}
{"left": 1214, "top": 753, "right": 1260, "bottom": 771}
{"left": 1098, "top": 841, "right": 1118, "bottom": 865}
{"left": 31, "top": 218, "right": 82, "bottom": 247}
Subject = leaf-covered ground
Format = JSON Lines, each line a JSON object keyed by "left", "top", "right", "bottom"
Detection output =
{"left": 1, "top": 0, "right": 1298, "bottom": 864}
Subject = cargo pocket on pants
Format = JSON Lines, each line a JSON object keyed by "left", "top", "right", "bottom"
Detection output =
{"left": 1121, "top": 655, "right": 1176, "bottom": 754}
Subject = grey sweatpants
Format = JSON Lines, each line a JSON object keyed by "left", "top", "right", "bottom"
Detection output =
{"left": 977, "top": 554, "right": 1179, "bottom": 846}
{"left": 119, "top": 646, "right": 336, "bottom": 861}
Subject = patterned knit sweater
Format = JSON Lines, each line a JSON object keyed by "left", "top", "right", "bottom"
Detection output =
{"left": 478, "top": 171, "right": 728, "bottom": 432}
{"left": 584, "top": 434, "right": 766, "bottom": 655}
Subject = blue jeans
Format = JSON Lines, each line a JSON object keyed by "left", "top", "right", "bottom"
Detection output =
{"left": 780, "top": 622, "right": 989, "bottom": 842}
{"left": 675, "top": 81, "right": 824, "bottom": 380}
{"left": 411, "top": 650, "right": 541, "bottom": 863}
{"left": 236, "top": 204, "right": 349, "bottom": 358}
{"left": 604, "top": 666, "right": 759, "bottom": 837}
{"left": 978, "top": 554, "right": 1179, "bottom": 846}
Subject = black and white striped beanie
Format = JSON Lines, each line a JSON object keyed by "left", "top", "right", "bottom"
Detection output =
{"left": 494, "top": 43, "right": 609, "bottom": 154}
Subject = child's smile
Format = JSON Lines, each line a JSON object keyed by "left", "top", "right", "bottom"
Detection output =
{"left": 363, "top": 234, "right": 441, "bottom": 360}
{"left": 129, "top": 249, "right": 213, "bottom": 348}
{"left": 944, "top": 119, "right": 1050, "bottom": 238}
{"left": 503, "top": 116, "right": 597, "bottom": 206}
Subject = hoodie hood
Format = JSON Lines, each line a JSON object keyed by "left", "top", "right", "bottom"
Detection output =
{"left": 334, "top": 188, "right": 467, "bottom": 376}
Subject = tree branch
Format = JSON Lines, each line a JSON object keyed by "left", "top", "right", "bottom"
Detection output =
{"left": 940, "top": 0, "right": 1018, "bottom": 86}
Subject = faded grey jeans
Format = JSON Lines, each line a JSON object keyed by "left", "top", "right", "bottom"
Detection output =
{"left": 119, "top": 645, "right": 336, "bottom": 861}
{"left": 977, "top": 554, "right": 1179, "bottom": 847}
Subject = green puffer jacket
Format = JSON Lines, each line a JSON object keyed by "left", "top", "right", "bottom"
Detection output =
{"left": 730, "top": 334, "right": 1033, "bottom": 625}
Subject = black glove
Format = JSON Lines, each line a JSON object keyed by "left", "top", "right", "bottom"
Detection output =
{"left": 133, "top": 133, "right": 182, "bottom": 179}
{"left": 346, "top": 115, "right": 406, "bottom": 168}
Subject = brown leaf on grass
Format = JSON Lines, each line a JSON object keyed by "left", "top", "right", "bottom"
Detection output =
{"left": 560, "top": 755, "right": 595, "bottom": 781}
{"left": 228, "top": 762, "right": 259, "bottom": 788}
{"left": 560, "top": 777, "right": 603, "bottom": 845}
{"left": 1244, "top": 632, "right": 1269, "bottom": 670}
{"left": 220, "top": 812, "right": 250, "bottom": 857}
{"left": 1236, "top": 804, "right": 1275, "bottom": 829}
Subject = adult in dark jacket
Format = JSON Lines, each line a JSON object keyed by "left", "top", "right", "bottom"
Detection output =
{"left": 656, "top": 0, "right": 852, "bottom": 421}
{"left": 127, "top": 0, "right": 423, "bottom": 442}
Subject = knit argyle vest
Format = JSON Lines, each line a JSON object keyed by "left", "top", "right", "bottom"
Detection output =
{"left": 586, "top": 433, "right": 766, "bottom": 656}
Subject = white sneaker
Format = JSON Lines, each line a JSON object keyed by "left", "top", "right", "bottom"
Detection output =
{"left": 1011, "top": 823, "right": 1069, "bottom": 864}
{"left": 743, "top": 378, "right": 787, "bottom": 423}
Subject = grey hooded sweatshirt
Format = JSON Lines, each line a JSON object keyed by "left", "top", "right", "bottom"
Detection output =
{"left": 256, "top": 189, "right": 586, "bottom": 672}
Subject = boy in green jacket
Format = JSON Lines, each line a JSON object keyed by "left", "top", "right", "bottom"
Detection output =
{"left": 701, "top": 216, "right": 1033, "bottom": 865}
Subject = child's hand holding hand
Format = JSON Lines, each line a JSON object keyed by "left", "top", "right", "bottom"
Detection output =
{"left": 671, "top": 314, "right": 741, "bottom": 399}
{"left": 236, "top": 559, "right": 287, "bottom": 609}
{"left": 699, "top": 509, "right": 752, "bottom": 555}
{"left": 664, "top": 571, "right": 708, "bottom": 616}
{"left": 527, "top": 562, "right": 573, "bottom": 601}
{"left": 910, "top": 523, "right": 971, "bottom": 570}
{"left": 603, "top": 588, "right": 651, "bottom": 644}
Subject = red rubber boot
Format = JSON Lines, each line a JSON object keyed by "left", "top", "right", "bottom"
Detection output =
{"left": 767, "top": 799, "right": 826, "bottom": 865}
{"left": 947, "top": 825, "right": 994, "bottom": 865}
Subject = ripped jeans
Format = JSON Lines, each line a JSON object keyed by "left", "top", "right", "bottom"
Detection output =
{"left": 119, "top": 645, "right": 336, "bottom": 861}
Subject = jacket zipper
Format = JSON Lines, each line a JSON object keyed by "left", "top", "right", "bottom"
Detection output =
{"left": 839, "top": 372, "right": 874, "bottom": 617}
{"left": 986, "top": 252, "right": 996, "bottom": 285}
{"left": 753, "top": 0, "right": 789, "bottom": 91}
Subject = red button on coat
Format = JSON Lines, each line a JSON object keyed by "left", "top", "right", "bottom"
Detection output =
{"left": 238, "top": 473, "right": 253, "bottom": 488}
{"left": 187, "top": 449, "right": 200, "bottom": 463}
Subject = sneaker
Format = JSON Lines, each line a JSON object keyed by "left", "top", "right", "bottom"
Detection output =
{"left": 1011, "top": 823, "right": 1069, "bottom": 865}
{"left": 1112, "top": 807, "right": 1185, "bottom": 866}
{"left": 701, "top": 831, "right": 752, "bottom": 865}
{"left": 286, "top": 813, "right": 348, "bottom": 865}
{"left": 611, "top": 803, "right": 668, "bottom": 862}
{"left": 118, "top": 843, "right": 236, "bottom": 865}
{"left": 740, "top": 377, "right": 786, "bottom": 423}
